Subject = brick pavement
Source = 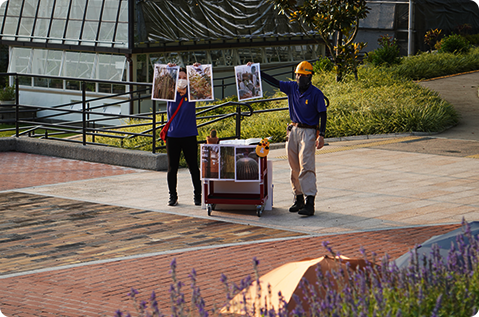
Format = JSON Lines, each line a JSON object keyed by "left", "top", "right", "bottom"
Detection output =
{"left": 1, "top": 68, "right": 479, "bottom": 316}
{"left": 0, "top": 151, "right": 469, "bottom": 316}
{"left": 0, "top": 222, "right": 462, "bottom": 317}
{"left": 0, "top": 152, "right": 142, "bottom": 191}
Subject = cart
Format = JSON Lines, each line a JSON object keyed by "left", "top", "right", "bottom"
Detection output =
{"left": 201, "top": 144, "right": 270, "bottom": 217}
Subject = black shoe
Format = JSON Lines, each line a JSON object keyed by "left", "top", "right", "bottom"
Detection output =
{"left": 289, "top": 194, "right": 304, "bottom": 212}
{"left": 168, "top": 195, "right": 178, "bottom": 206}
{"left": 194, "top": 195, "right": 201, "bottom": 206}
{"left": 298, "top": 196, "right": 315, "bottom": 216}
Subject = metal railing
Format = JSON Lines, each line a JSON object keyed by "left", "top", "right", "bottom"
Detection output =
{"left": 0, "top": 72, "right": 290, "bottom": 154}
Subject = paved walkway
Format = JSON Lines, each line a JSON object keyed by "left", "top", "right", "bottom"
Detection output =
{"left": 0, "top": 71, "right": 478, "bottom": 316}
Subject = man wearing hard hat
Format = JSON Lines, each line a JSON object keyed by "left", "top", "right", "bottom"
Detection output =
{"left": 260, "top": 61, "right": 327, "bottom": 216}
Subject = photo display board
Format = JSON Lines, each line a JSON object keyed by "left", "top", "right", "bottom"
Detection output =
{"left": 187, "top": 64, "right": 214, "bottom": 102}
{"left": 151, "top": 64, "right": 179, "bottom": 101}
{"left": 235, "top": 63, "right": 263, "bottom": 101}
{"left": 201, "top": 144, "right": 260, "bottom": 182}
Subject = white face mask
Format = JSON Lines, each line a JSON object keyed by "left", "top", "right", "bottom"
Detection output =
{"left": 177, "top": 79, "right": 188, "bottom": 89}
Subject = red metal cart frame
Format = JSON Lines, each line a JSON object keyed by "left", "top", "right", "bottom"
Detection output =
{"left": 203, "top": 156, "right": 269, "bottom": 217}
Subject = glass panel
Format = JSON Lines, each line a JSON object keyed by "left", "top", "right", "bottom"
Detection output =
{"left": 180, "top": 51, "right": 207, "bottom": 65}
{"left": 53, "top": 0, "right": 70, "bottom": 18}
{"left": 86, "top": 0, "right": 102, "bottom": 20}
{"left": 276, "top": 46, "right": 291, "bottom": 62}
{"left": 114, "top": 22, "right": 128, "bottom": 47}
{"left": 8, "top": 48, "right": 31, "bottom": 74}
{"left": 18, "top": 17, "right": 35, "bottom": 39}
{"left": 49, "top": 19, "right": 66, "bottom": 43}
{"left": 81, "top": 21, "right": 98, "bottom": 45}
{"left": 65, "top": 20, "right": 82, "bottom": 44}
{"left": 37, "top": 0, "right": 55, "bottom": 18}
{"left": 149, "top": 54, "right": 168, "bottom": 66}
{"left": 209, "top": 50, "right": 225, "bottom": 67}
{"left": 0, "top": 0, "right": 7, "bottom": 15}
{"left": 69, "top": 0, "right": 86, "bottom": 19}
{"left": 97, "top": 54, "right": 125, "bottom": 81}
{"left": 2, "top": 17, "right": 19, "bottom": 40}
{"left": 66, "top": 80, "right": 80, "bottom": 90}
{"left": 19, "top": 76, "right": 32, "bottom": 86}
{"left": 22, "top": 0, "right": 38, "bottom": 17}
{"left": 264, "top": 47, "right": 278, "bottom": 63}
{"left": 6, "top": 1, "right": 22, "bottom": 16}
{"left": 222, "top": 49, "right": 236, "bottom": 66}
{"left": 291, "top": 45, "right": 305, "bottom": 61}
{"left": 31, "top": 49, "right": 49, "bottom": 74}
{"left": 45, "top": 50, "right": 63, "bottom": 76}
{"left": 118, "top": 0, "right": 128, "bottom": 22}
{"left": 63, "top": 51, "right": 95, "bottom": 78}
{"left": 102, "top": 0, "right": 119, "bottom": 21}
{"left": 113, "top": 84, "right": 126, "bottom": 94}
{"left": 33, "top": 18, "right": 50, "bottom": 42}
{"left": 148, "top": 53, "right": 167, "bottom": 82}
{"left": 97, "top": 22, "right": 115, "bottom": 46}
{"left": 98, "top": 83, "right": 111, "bottom": 93}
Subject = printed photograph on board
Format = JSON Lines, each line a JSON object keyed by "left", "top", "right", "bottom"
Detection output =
{"left": 151, "top": 64, "right": 178, "bottom": 101}
{"left": 187, "top": 64, "right": 214, "bottom": 102}
{"left": 201, "top": 144, "right": 220, "bottom": 180}
{"left": 235, "top": 146, "right": 260, "bottom": 181}
{"left": 235, "top": 63, "right": 262, "bottom": 101}
{"left": 219, "top": 146, "right": 235, "bottom": 180}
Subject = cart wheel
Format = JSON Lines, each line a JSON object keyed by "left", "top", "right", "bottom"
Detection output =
{"left": 256, "top": 205, "right": 263, "bottom": 217}
{"left": 207, "top": 204, "right": 212, "bottom": 216}
{"left": 211, "top": 204, "right": 216, "bottom": 211}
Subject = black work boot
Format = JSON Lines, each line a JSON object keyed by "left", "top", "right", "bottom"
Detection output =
{"left": 298, "top": 196, "right": 315, "bottom": 216}
{"left": 168, "top": 194, "right": 178, "bottom": 206}
{"left": 289, "top": 194, "right": 304, "bottom": 213}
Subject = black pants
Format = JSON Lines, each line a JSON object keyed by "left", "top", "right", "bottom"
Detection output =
{"left": 166, "top": 136, "right": 201, "bottom": 199}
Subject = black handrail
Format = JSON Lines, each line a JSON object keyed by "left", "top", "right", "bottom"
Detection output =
{"left": 1, "top": 63, "right": 325, "bottom": 154}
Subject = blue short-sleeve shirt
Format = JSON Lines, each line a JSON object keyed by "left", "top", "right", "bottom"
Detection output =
{"left": 166, "top": 92, "right": 198, "bottom": 138}
{"left": 279, "top": 81, "right": 327, "bottom": 126}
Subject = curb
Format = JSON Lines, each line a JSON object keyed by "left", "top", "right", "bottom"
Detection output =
{"left": 0, "top": 132, "right": 440, "bottom": 171}
{"left": 0, "top": 137, "right": 168, "bottom": 171}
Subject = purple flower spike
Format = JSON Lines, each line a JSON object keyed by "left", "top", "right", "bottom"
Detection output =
{"left": 127, "top": 287, "right": 139, "bottom": 298}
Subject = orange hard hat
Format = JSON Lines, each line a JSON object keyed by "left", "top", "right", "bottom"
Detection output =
{"left": 295, "top": 61, "right": 313, "bottom": 75}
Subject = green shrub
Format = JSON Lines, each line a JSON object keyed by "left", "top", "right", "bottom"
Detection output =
{"left": 464, "top": 33, "right": 479, "bottom": 45}
{"left": 365, "top": 35, "right": 401, "bottom": 66}
{"left": 0, "top": 85, "right": 15, "bottom": 101}
{"left": 388, "top": 46, "right": 479, "bottom": 80}
{"left": 313, "top": 57, "right": 334, "bottom": 73}
{"left": 437, "top": 34, "right": 470, "bottom": 54}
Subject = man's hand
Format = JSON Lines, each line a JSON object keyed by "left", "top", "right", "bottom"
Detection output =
{"left": 316, "top": 136, "right": 325, "bottom": 149}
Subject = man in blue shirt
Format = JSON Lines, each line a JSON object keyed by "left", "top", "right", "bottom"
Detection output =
{"left": 261, "top": 61, "right": 327, "bottom": 216}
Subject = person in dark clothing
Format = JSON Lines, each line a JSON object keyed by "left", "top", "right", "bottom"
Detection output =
{"left": 252, "top": 61, "right": 327, "bottom": 216}
{"left": 165, "top": 63, "right": 202, "bottom": 206}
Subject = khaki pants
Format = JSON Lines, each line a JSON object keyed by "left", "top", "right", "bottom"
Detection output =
{"left": 286, "top": 126, "right": 317, "bottom": 197}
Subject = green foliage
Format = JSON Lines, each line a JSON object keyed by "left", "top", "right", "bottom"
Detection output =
{"left": 424, "top": 28, "right": 442, "bottom": 52}
{"left": 365, "top": 35, "right": 401, "bottom": 67}
{"left": 464, "top": 33, "right": 479, "bottom": 45}
{"left": 313, "top": 57, "right": 334, "bottom": 73}
{"left": 0, "top": 85, "right": 15, "bottom": 101}
{"left": 437, "top": 34, "right": 471, "bottom": 54}
{"left": 272, "top": 0, "right": 370, "bottom": 82}
{"left": 388, "top": 46, "right": 479, "bottom": 80}
{"left": 315, "top": 66, "right": 458, "bottom": 137}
